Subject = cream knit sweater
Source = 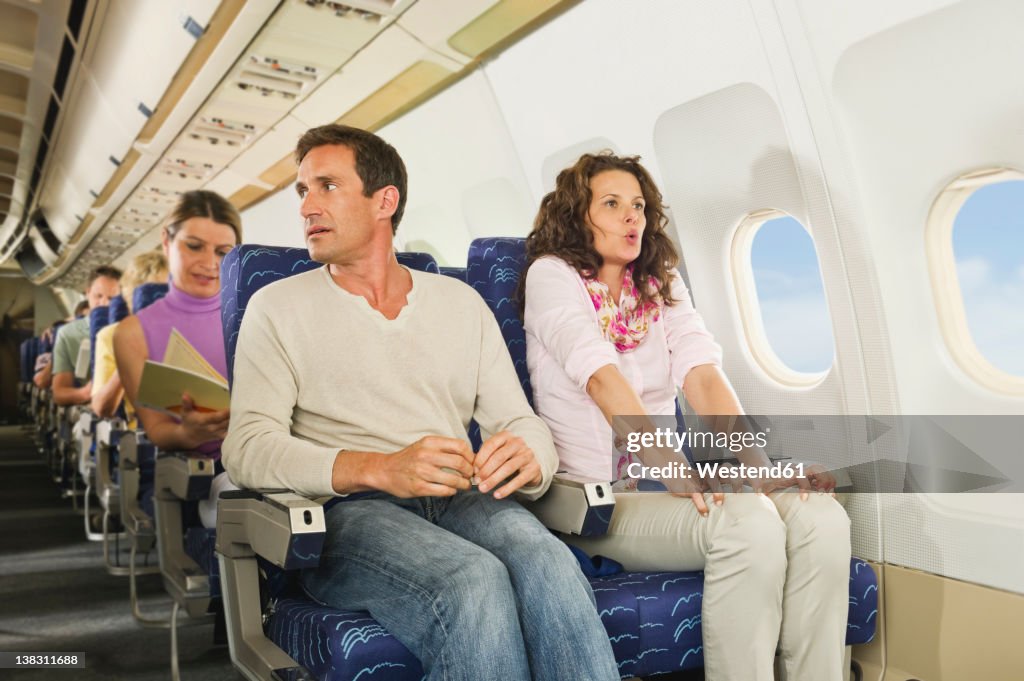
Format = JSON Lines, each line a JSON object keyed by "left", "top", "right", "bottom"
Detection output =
{"left": 222, "top": 266, "right": 556, "bottom": 499}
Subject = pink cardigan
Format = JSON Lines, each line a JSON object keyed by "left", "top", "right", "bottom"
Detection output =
{"left": 523, "top": 256, "right": 722, "bottom": 481}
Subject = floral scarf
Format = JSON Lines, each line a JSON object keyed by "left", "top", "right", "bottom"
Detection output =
{"left": 584, "top": 265, "right": 661, "bottom": 353}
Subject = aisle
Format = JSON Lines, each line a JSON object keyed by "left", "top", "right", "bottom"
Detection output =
{"left": 0, "top": 425, "right": 238, "bottom": 680}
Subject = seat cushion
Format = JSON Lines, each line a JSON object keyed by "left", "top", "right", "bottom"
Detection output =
{"left": 268, "top": 600, "right": 423, "bottom": 681}
{"left": 268, "top": 558, "right": 876, "bottom": 679}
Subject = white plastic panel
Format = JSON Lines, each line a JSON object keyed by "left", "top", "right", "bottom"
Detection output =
{"left": 397, "top": 0, "right": 497, "bottom": 63}
{"left": 376, "top": 70, "right": 532, "bottom": 265}
{"left": 237, "top": 184, "right": 304, "bottom": 248}
{"left": 85, "top": 0, "right": 195, "bottom": 134}
{"left": 291, "top": 26, "right": 458, "bottom": 128}
{"left": 832, "top": 0, "right": 1024, "bottom": 416}
{"left": 482, "top": 0, "right": 770, "bottom": 202}
{"left": 228, "top": 113, "right": 307, "bottom": 183}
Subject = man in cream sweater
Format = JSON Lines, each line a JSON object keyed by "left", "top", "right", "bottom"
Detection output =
{"left": 222, "top": 125, "right": 618, "bottom": 681}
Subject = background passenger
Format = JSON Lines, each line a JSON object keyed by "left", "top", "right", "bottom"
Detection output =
{"left": 223, "top": 124, "right": 620, "bottom": 681}
{"left": 114, "top": 190, "right": 241, "bottom": 528}
{"left": 50, "top": 267, "right": 122, "bottom": 405}
{"left": 520, "top": 152, "right": 852, "bottom": 681}
{"left": 91, "top": 250, "right": 169, "bottom": 420}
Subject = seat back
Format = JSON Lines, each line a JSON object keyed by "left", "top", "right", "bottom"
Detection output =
{"left": 220, "top": 246, "right": 321, "bottom": 387}
{"left": 396, "top": 251, "right": 439, "bottom": 273}
{"left": 439, "top": 266, "right": 466, "bottom": 282}
{"left": 89, "top": 306, "right": 110, "bottom": 377}
{"left": 108, "top": 295, "right": 129, "bottom": 324}
{"left": 466, "top": 238, "right": 532, "bottom": 406}
{"left": 133, "top": 283, "right": 168, "bottom": 313}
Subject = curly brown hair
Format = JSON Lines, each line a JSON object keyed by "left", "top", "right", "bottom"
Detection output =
{"left": 519, "top": 151, "right": 679, "bottom": 312}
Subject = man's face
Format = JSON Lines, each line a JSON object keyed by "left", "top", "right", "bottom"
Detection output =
{"left": 85, "top": 275, "right": 120, "bottom": 311}
{"left": 296, "top": 144, "right": 380, "bottom": 264}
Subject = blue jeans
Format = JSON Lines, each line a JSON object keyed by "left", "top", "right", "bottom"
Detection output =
{"left": 301, "top": 490, "right": 620, "bottom": 681}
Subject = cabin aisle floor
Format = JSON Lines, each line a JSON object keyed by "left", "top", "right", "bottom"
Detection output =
{"left": 0, "top": 425, "right": 240, "bottom": 680}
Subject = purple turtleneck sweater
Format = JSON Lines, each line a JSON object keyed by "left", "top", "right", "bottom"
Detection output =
{"left": 136, "top": 280, "right": 226, "bottom": 455}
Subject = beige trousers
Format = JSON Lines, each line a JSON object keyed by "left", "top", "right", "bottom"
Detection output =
{"left": 562, "top": 492, "right": 851, "bottom": 681}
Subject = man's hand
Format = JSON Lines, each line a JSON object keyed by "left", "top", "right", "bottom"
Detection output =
{"left": 377, "top": 436, "right": 475, "bottom": 498}
{"left": 474, "top": 431, "right": 542, "bottom": 499}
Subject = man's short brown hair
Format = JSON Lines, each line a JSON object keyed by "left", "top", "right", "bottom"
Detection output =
{"left": 295, "top": 124, "right": 408, "bottom": 234}
{"left": 87, "top": 265, "right": 122, "bottom": 288}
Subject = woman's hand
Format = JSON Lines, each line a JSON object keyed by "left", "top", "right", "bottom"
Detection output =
{"left": 664, "top": 474, "right": 723, "bottom": 517}
{"left": 757, "top": 462, "right": 835, "bottom": 500}
{"left": 179, "top": 392, "right": 230, "bottom": 448}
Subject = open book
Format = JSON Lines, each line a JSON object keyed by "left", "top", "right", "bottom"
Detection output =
{"left": 136, "top": 329, "right": 228, "bottom": 415}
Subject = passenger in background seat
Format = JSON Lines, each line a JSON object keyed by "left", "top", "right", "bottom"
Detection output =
{"left": 521, "top": 152, "right": 851, "bottom": 681}
{"left": 49, "top": 267, "right": 122, "bottom": 405}
{"left": 114, "top": 191, "right": 241, "bottom": 528}
{"left": 91, "top": 250, "right": 169, "bottom": 421}
{"left": 223, "top": 124, "right": 620, "bottom": 681}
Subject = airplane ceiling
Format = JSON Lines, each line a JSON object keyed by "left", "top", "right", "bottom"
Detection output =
{"left": 0, "top": 0, "right": 575, "bottom": 289}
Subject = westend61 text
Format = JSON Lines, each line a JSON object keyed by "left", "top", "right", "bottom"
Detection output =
{"left": 625, "top": 461, "right": 806, "bottom": 481}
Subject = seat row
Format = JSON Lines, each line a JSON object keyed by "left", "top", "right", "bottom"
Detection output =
{"left": 15, "top": 241, "right": 877, "bottom": 681}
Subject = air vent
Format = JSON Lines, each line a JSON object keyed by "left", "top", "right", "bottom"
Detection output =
{"left": 188, "top": 116, "right": 257, "bottom": 147}
{"left": 236, "top": 56, "right": 319, "bottom": 100}
{"left": 300, "top": 0, "right": 387, "bottom": 23}
{"left": 158, "top": 157, "right": 216, "bottom": 182}
{"left": 136, "top": 185, "right": 182, "bottom": 205}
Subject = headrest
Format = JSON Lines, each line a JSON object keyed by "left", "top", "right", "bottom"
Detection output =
{"left": 88, "top": 306, "right": 109, "bottom": 376}
{"left": 466, "top": 237, "right": 531, "bottom": 405}
{"left": 133, "top": 283, "right": 168, "bottom": 313}
{"left": 108, "top": 295, "right": 129, "bottom": 324}
{"left": 220, "top": 245, "right": 320, "bottom": 387}
{"left": 396, "top": 251, "right": 439, "bottom": 273}
{"left": 439, "top": 266, "right": 466, "bottom": 282}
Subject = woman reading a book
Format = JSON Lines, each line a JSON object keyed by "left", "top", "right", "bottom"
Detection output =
{"left": 114, "top": 190, "right": 242, "bottom": 527}
{"left": 519, "top": 152, "right": 851, "bottom": 681}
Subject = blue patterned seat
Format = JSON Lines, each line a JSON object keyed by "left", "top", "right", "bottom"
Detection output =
{"left": 132, "top": 282, "right": 168, "bottom": 313}
{"left": 395, "top": 251, "right": 439, "bottom": 273}
{"left": 218, "top": 244, "right": 444, "bottom": 680}
{"left": 466, "top": 237, "right": 879, "bottom": 674}
{"left": 108, "top": 294, "right": 129, "bottom": 324}
{"left": 88, "top": 306, "right": 109, "bottom": 377}
{"left": 438, "top": 266, "right": 466, "bottom": 281}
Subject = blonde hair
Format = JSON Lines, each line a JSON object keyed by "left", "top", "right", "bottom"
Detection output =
{"left": 121, "top": 250, "right": 169, "bottom": 312}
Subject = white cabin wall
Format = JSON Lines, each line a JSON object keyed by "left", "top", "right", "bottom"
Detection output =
{"left": 232, "top": 0, "right": 1023, "bottom": 592}
{"left": 239, "top": 70, "right": 533, "bottom": 266}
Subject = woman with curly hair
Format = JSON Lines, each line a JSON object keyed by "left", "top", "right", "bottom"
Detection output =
{"left": 520, "top": 152, "right": 851, "bottom": 681}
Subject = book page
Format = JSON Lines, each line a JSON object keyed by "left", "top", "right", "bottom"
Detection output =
{"left": 137, "top": 360, "right": 230, "bottom": 416}
{"left": 162, "top": 328, "right": 227, "bottom": 385}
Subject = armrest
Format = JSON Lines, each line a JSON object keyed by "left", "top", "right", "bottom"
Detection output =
{"left": 153, "top": 451, "right": 218, "bottom": 617}
{"left": 216, "top": 491, "right": 326, "bottom": 681}
{"left": 118, "top": 431, "right": 155, "bottom": 539}
{"left": 75, "top": 410, "right": 96, "bottom": 479}
{"left": 155, "top": 450, "right": 216, "bottom": 501}
{"left": 519, "top": 475, "right": 616, "bottom": 536}
{"left": 94, "top": 419, "right": 125, "bottom": 504}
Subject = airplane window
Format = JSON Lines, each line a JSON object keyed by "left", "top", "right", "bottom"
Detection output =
{"left": 733, "top": 211, "right": 834, "bottom": 384}
{"left": 951, "top": 179, "right": 1024, "bottom": 376}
